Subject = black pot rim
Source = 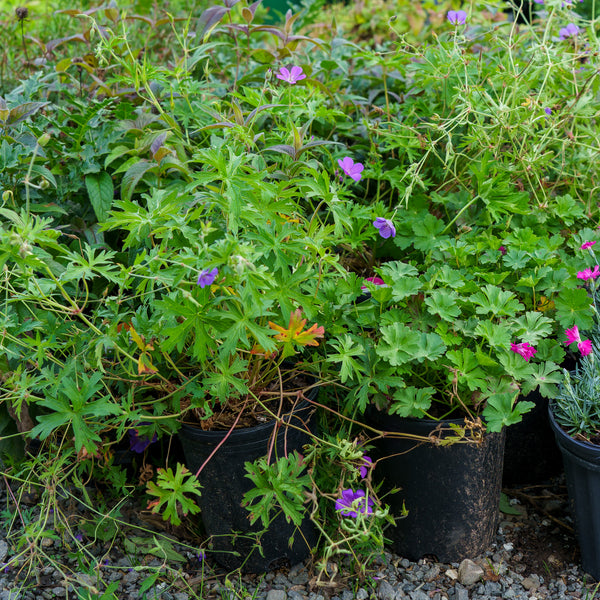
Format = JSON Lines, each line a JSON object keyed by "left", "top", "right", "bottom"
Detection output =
{"left": 367, "top": 406, "right": 484, "bottom": 436}
{"left": 548, "top": 400, "right": 600, "bottom": 458}
{"left": 179, "top": 391, "right": 317, "bottom": 442}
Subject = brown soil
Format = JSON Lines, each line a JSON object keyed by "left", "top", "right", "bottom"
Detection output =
{"left": 501, "top": 478, "right": 581, "bottom": 579}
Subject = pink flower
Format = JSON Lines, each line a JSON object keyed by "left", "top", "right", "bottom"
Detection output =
{"left": 510, "top": 342, "right": 537, "bottom": 362}
{"left": 578, "top": 339, "right": 593, "bottom": 356}
{"left": 577, "top": 265, "right": 600, "bottom": 281}
{"left": 581, "top": 241, "right": 597, "bottom": 250}
{"left": 499, "top": 246, "right": 507, "bottom": 255}
{"left": 564, "top": 326, "right": 593, "bottom": 356}
{"left": 275, "top": 66, "right": 306, "bottom": 84}
{"left": 338, "top": 157, "right": 364, "bottom": 182}
{"left": 361, "top": 276, "right": 386, "bottom": 291}
{"left": 564, "top": 325, "right": 581, "bottom": 345}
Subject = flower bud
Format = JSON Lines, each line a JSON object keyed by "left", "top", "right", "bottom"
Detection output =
{"left": 15, "top": 6, "right": 28, "bottom": 20}
{"left": 38, "top": 133, "right": 51, "bottom": 147}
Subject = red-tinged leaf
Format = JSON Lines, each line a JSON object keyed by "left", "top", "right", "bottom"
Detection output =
{"left": 150, "top": 131, "right": 168, "bottom": 157}
{"left": 197, "top": 6, "right": 230, "bottom": 38}
{"left": 269, "top": 309, "right": 325, "bottom": 347}
{"left": 138, "top": 354, "right": 157, "bottom": 375}
{"left": 242, "top": 7, "right": 253, "bottom": 23}
{"left": 121, "top": 160, "right": 155, "bottom": 202}
{"left": 5, "top": 102, "right": 49, "bottom": 126}
{"left": 245, "top": 103, "right": 284, "bottom": 124}
{"left": 264, "top": 144, "right": 296, "bottom": 159}
{"left": 198, "top": 121, "right": 235, "bottom": 131}
{"left": 126, "top": 14, "right": 154, "bottom": 25}
{"left": 45, "top": 33, "right": 88, "bottom": 52}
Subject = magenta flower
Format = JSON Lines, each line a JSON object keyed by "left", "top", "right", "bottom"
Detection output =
{"left": 359, "top": 456, "right": 373, "bottom": 479}
{"left": 361, "top": 276, "right": 386, "bottom": 291}
{"left": 578, "top": 339, "right": 593, "bottom": 356}
{"left": 510, "top": 342, "right": 537, "bottom": 362}
{"left": 581, "top": 241, "right": 597, "bottom": 250}
{"left": 576, "top": 265, "right": 600, "bottom": 281}
{"left": 564, "top": 325, "right": 581, "bottom": 345}
{"left": 338, "top": 157, "right": 364, "bottom": 182}
{"left": 373, "top": 217, "right": 396, "bottom": 239}
{"left": 564, "top": 326, "right": 593, "bottom": 356}
{"left": 499, "top": 246, "right": 507, "bottom": 255}
{"left": 197, "top": 267, "right": 218, "bottom": 288}
{"left": 275, "top": 66, "right": 306, "bottom": 84}
{"left": 335, "top": 489, "right": 374, "bottom": 518}
{"left": 559, "top": 23, "right": 580, "bottom": 40}
{"left": 447, "top": 10, "right": 467, "bottom": 25}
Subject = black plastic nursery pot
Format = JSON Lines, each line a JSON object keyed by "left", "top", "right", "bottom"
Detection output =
{"left": 179, "top": 398, "right": 317, "bottom": 573}
{"left": 549, "top": 403, "right": 600, "bottom": 580}
{"left": 369, "top": 410, "right": 505, "bottom": 563}
{"left": 503, "top": 388, "right": 563, "bottom": 485}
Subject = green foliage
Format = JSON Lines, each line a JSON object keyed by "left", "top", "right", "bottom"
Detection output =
{"left": 242, "top": 451, "right": 312, "bottom": 528}
{"left": 145, "top": 464, "right": 202, "bottom": 527}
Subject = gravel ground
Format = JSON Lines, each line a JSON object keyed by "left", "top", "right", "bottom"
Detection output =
{"left": 0, "top": 476, "right": 598, "bottom": 600}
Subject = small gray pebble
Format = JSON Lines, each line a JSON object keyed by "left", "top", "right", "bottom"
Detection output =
{"left": 52, "top": 589, "right": 66, "bottom": 598}
{"left": 266, "top": 590, "right": 287, "bottom": 600}
{"left": 291, "top": 573, "right": 309, "bottom": 585}
{"left": 123, "top": 570, "right": 139, "bottom": 584}
{"left": 173, "top": 594, "right": 189, "bottom": 600}
{"left": 400, "top": 559, "right": 411, "bottom": 569}
{"left": 273, "top": 573, "right": 289, "bottom": 586}
{"left": 454, "top": 584, "right": 468, "bottom": 600}
{"left": 357, "top": 589, "right": 368, "bottom": 600}
{"left": 484, "top": 580, "right": 502, "bottom": 595}
{"left": 342, "top": 591, "right": 354, "bottom": 600}
{"left": 521, "top": 574, "right": 540, "bottom": 591}
{"left": 409, "top": 591, "right": 429, "bottom": 600}
{"left": 378, "top": 580, "right": 396, "bottom": 600}
{"left": 289, "top": 591, "right": 305, "bottom": 600}
{"left": 0, "top": 542, "right": 7, "bottom": 564}
{"left": 0, "top": 593, "right": 20, "bottom": 600}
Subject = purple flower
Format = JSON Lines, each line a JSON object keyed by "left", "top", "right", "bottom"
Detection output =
{"left": 275, "top": 66, "right": 306, "bottom": 84}
{"left": 447, "top": 10, "right": 467, "bottom": 25}
{"left": 544, "top": 107, "right": 552, "bottom": 116}
{"left": 559, "top": 23, "right": 580, "bottom": 40}
{"left": 499, "top": 246, "right": 507, "bottom": 255}
{"left": 335, "top": 489, "right": 374, "bottom": 518}
{"left": 197, "top": 267, "right": 218, "bottom": 288}
{"left": 359, "top": 456, "right": 373, "bottom": 479}
{"left": 74, "top": 532, "right": 83, "bottom": 542}
{"left": 197, "top": 550, "right": 206, "bottom": 562}
{"left": 338, "top": 157, "right": 364, "bottom": 182}
{"left": 373, "top": 217, "right": 396, "bottom": 239}
{"left": 128, "top": 429, "right": 158, "bottom": 453}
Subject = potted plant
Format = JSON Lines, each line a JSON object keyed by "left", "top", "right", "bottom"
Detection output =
{"left": 549, "top": 269, "right": 600, "bottom": 580}
{"left": 322, "top": 209, "right": 580, "bottom": 561}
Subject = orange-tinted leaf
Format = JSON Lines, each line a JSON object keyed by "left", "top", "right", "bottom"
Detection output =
{"left": 269, "top": 309, "right": 325, "bottom": 347}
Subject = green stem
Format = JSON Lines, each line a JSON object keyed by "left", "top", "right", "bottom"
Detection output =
{"left": 441, "top": 194, "right": 481, "bottom": 235}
